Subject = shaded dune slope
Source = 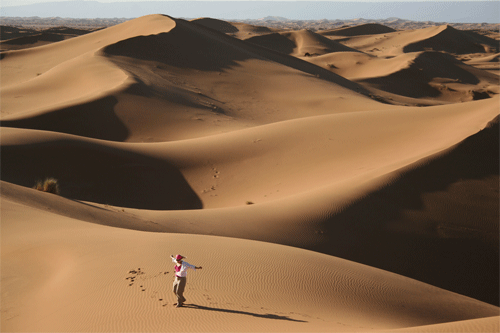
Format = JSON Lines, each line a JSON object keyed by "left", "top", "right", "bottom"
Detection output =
{"left": 0, "top": 95, "right": 130, "bottom": 141}
{"left": 320, "top": 23, "right": 397, "bottom": 36}
{"left": 0, "top": 27, "right": 95, "bottom": 51}
{"left": 245, "top": 32, "right": 296, "bottom": 55}
{"left": 0, "top": 25, "right": 38, "bottom": 40}
{"left": 191, "top": 17, "right": 240, "bottom": 33}
{"left": 1, "top": 180, "right": 169, "bottom": 232}
{"left": 0, "top": 129, "right": 201, "bottom": 210}
{"left": 101, "top": 17, "right": 256, "bottom": 72}
{"left": 1, "top": 33, "right": 67, "bottom": 50}
{"left": 246, "top": 29, "right": 359, "bottom": 56}
{"left": 387, "top": 316, "right": 499, "bottom": 333}
{"left": 191, "top": 17, "right": 276, "bottom": 39}
{"left": 314, "top": 117, "right": 499, "bottom": 306}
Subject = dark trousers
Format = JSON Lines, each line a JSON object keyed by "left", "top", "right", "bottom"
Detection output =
{"left": 173, "top": 276, "right": 187, "bottom": 303}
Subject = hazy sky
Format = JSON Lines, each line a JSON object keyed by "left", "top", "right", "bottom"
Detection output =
{"left": 1, "top": 0, "right": 498, "bottom": 22}
{"left": 3, "top": 0, "right": 497, "bottom": 6}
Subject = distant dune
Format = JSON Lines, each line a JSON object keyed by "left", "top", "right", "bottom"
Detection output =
{"left": 1, "top": 14, "right": 498, "bottom": 332}
{"left": 403, "top": 25, "right": 498, "bottom": 54}
{"left": 246, "top": 29, "right": 359, "bottom": 56}
{"left": 319, "top": 23, "right": 397, "bottom": 36}
{"left": 0, "top": 26, "right": 98, "bottom": 51}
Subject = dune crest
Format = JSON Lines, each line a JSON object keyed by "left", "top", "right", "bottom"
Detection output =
{"left": 246, "top": 29, "right": 359, "bottom": 56}
{"left": 320, "top": 23, "right": 397, "bottom": 36}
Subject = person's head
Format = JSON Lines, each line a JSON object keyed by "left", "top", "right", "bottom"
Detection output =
{"left": 175, "top": 254, "right": 184, "bottom": 263}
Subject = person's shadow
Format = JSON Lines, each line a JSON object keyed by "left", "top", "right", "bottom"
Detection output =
{"left": 183, "top": 304, "right": 307, "bottom": 322}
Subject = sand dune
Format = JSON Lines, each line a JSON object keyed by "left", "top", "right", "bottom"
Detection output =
{"left": 0, "top": 27, "right": 95, "bottom": 51}
{"left": 300, "top": 25, "right": 500, "bottom": 105}
{"left": 463, "top": 53, "right": 500, "bottom": 74}
{"left": 1, "top": 13, "right": 499, "bottom": 332}
{"left": 191, "top": 17, "right": 277, "bottom": 39}
{"left": 1, "top": 32, "right": 69, "bottom": 51}
{"left": 2, "top": 98, "right": 498, "bottom": 306}
{"left": 387, "top": 316, "right": 500, "bottom": 333}
{"left": 0, "top": 15, "right": 175, "bottom": 88}
{"left": 246, "top": 29, "right": 358, "bottom": 56}
{"left": 403, "top": 25, "right": 498, "bottom": 54}
{"left": 319, "top": 23, "right": 396, "bottom": 36}
{"left": 357, "top": 51, "right": 498, "bottom": 101}
{"left": 2, "top": 97, "right": 497, "bottom": 209}
{"left": 335, "top": 25, "right": 499, "bottom": 57}
{"left": 2, "top": 194, "right": 498, "bottom": 332}
{"left": 2, "top": 15, "right": 379, "bottom": 142}
{"left": 305, "top": 51, "right": 498, "bottom": 105}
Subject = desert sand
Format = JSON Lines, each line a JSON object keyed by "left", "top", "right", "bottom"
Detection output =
{"left": 1, "top": 14, "right": 499, "bottom": 332}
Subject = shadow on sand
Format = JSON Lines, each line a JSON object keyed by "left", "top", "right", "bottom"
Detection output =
{"left": 183, "top": 304, "right": 307, "bottom": 322}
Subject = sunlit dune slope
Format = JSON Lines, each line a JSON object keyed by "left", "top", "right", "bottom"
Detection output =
{"left": 463, "top": 52, "right": 500, "bottom": 73}
{"left": 0, "top": 15, "right": 175, "bottom": 88}
{"left": 1, "top": 14, "right": 381, "bottom": 142}
{"left": 1, "top": 194, "right": 498, "bottom": 332}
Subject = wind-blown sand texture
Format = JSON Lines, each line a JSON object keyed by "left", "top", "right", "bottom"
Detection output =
{"left": 1, "top": 14, "right": 499, "bottom": 332}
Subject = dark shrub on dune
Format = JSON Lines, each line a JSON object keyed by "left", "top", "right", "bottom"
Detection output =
{"left": 34, "top": 178, "right": 60, "bottom": 195}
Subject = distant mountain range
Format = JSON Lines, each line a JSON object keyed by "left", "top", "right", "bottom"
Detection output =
{"left": 1, "top": 1, "right": 499, "bottom": 23}
{"left": 258, "top": 16, "right": 290, "bottom": 22}
{"left": 2, "top": 15, "right": 497, "bottom": 33}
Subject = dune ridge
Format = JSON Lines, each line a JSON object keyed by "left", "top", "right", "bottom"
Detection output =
{"left": 333, "top": 24, "right": 498, "bottom": 57}
{"left": 1, "top": 13, "right": 499, "bottom": 332}
{"left": 191, "top": 17, "right": 277, "bottom": 40}
{"left": 246, "top": 29, "right": 358, "bottom": 56}
{"left": 319, "top": 23, "right": 397, "bottom": 36}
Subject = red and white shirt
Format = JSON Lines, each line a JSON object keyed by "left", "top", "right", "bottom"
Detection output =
{"left": 172, "top": 258, "right": 196, "bottom": 277}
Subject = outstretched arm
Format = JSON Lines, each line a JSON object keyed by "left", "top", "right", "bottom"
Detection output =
{"left": 184, "top": 262, "right": 201, "bottom": 270}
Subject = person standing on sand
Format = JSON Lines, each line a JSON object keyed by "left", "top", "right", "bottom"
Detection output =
{"left": 171, "top": 254, "right": 202, "bottom": 308}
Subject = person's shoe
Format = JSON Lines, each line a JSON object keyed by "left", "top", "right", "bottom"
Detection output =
{"left": 176, "top": 302, "right": 183, "bottom": 308}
